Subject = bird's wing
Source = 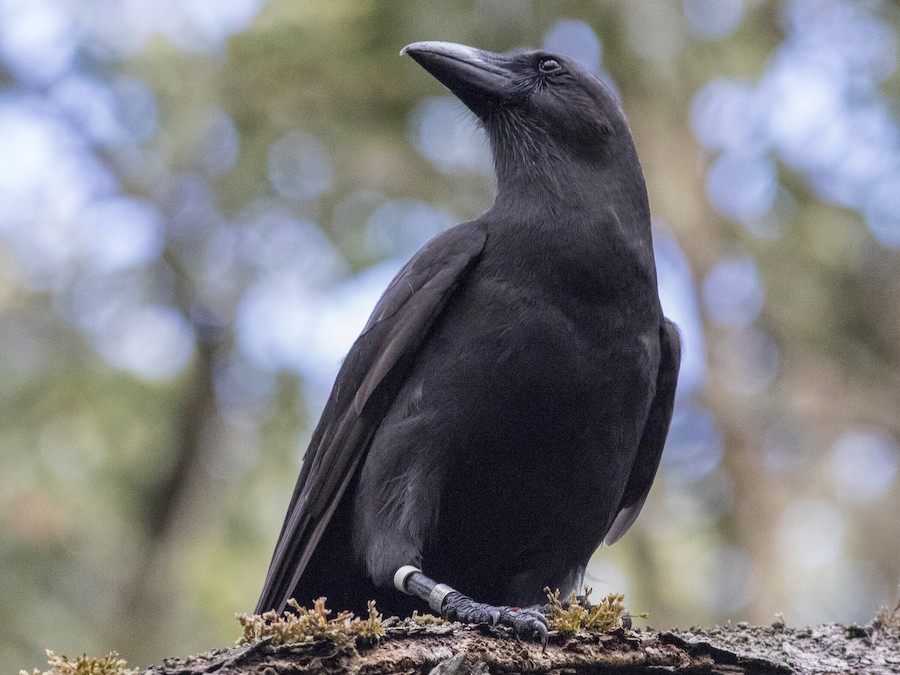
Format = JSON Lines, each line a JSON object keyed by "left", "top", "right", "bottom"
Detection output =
{"left": 256, "top": 221, "right": 488, "bottom": 613}
{"left": 604, "top": 319, "right": 681, "bottom": 545}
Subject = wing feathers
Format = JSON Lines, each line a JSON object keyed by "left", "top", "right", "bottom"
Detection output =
{"left": 255, "top": 222, "right": 487, "bottom": 613}
{"left": 603, "top": 318, "right": 681, "bottom": 546}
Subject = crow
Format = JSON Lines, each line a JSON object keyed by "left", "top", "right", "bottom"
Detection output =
{"left": 255, "top": 41, "right": 680, "bottom": 642}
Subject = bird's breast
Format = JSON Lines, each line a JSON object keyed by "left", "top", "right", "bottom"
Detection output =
{"left": 421, "top": 264, "right": 661, "bottom": 453}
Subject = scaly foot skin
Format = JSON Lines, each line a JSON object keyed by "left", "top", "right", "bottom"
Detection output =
{"left": 442, "top": 591, "right": 549, "bottom": 645}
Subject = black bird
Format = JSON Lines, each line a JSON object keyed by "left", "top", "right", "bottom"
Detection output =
{"left": 256, "top": 41, "right": 680, "bottom": 641}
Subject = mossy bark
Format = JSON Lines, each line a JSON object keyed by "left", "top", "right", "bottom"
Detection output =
{"left": 144, "top": 619, "right": 900, "bottom": 675}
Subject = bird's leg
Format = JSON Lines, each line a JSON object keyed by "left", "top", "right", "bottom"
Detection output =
{"left": 393, "top": 566, "right": 549, "bottom": 645}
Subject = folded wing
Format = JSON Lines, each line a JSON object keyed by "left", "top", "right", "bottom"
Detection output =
{"left": 604, "top": 319, "right": 681, "bottom": 546}
{"left": 255, "top": 221, "right": 488, "bottom": 613}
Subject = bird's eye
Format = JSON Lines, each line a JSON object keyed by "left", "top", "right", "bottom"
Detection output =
{"left": 538, "top": 58, "right": 561, "bottom": 74}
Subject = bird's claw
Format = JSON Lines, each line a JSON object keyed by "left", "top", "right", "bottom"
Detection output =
{"left": 501, "top": 606, "right": 549, "bottom": 645}
{"left": 443, "top": 592, "right": 549, "bottom": 645}
{"left": 512, "top": 608, "right": 549, "bottom": 647}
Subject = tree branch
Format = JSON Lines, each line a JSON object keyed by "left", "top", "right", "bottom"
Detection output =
{"left": 143, "top": 618, "right": 900, "bottom": 675}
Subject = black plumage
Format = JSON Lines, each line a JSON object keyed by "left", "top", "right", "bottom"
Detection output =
{"left": 256, "top": 41, "right": 680, "bottom": 639}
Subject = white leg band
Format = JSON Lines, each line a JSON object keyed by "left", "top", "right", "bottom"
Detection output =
{"left": 393, "top": 565, "right": 422, "bottom": 594}
{"left": 428, "top": 583, "right": 455, "bottom": 613}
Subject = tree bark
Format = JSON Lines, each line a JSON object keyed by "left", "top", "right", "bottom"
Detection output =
{"left": 145, "top": 618, "right": 899, "bottom": 675}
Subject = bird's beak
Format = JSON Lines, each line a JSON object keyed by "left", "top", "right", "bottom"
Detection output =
{"left": 401, "top": 41, "right": 514, "bottom": 118}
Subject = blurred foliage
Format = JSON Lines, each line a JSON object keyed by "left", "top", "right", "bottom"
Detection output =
{"left": 2, "top": 1, "right": 900, "bottom": 673}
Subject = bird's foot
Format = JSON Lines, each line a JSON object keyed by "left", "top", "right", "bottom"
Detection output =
{"left": 393, "top": 566, "right": 548, "bottom": 645}
{"left": 443, "top": 591, "right": 549, "bottom": 645}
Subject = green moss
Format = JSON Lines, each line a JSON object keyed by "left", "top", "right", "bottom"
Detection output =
{"left": 21, "top": 651, "right": 135, "bottom": 675}
{"left": 236, "top": 597, "right": 385, "bottom": 646}
{"left": 874, "top": 600, "right": 900, "bottom": 629}
{"left": 544, "top": 587, "right": 637, "bottom": 635}
{"left": 410, "top": 610, "right": 446, "bottom": 625}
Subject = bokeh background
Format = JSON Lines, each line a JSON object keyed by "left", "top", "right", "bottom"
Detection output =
{"left": 2, "top": 0, "right": 900, "bottom": 671}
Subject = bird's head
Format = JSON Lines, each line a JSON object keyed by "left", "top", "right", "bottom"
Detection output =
{"left": 402, "top": 40, "right": 641, "bottom": 203}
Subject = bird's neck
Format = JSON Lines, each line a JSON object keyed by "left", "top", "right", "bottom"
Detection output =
{"left": 492, "top": 167, "right": 626, "bottom": 216}
{"left": 492, "top": 157, "right": 650, "bottom": 233}
{"left": 487, "top": 156, "right": 658, "bottom": 292}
